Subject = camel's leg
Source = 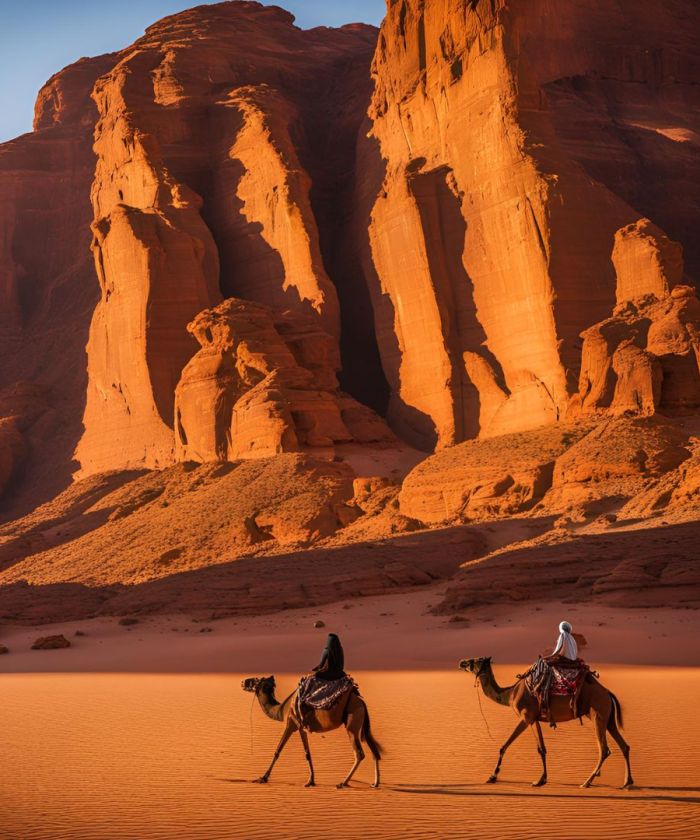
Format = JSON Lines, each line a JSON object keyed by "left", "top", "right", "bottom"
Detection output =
{"left": 371, "top": 752, "right": 381, "bottom": 789}
{"left": 486, "top": 719, "right": 528, "bottom": 784}
{"left": 531, "top": 720, "right": 548, "bottom": 787}
{"left": 337, "top": 717, "right": 365, "bottom": 789}
{"left": 582, "top": 712, "right": 611, "bottom": 788}
{"left": 608, "top": 711, "right": 633, "bottom": 788}
{"left": 298, "top": 727, "right": 316, "bottom": 787}
{"left": 254, "top": 719, "right": 296, "bottom": 784}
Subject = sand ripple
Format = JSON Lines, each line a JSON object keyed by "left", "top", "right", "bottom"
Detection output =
{"left": 1, "top": 668, "right": 698, "bottom": 839}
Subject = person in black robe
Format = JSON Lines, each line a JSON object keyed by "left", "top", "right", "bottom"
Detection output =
{"left": 311, "top": 633, "right": 345, "bottom": 681}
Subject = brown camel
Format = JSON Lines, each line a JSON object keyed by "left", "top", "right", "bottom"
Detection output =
{"left": 459, "top": 657, "right": 633, "bottom": 789}
{"left": 242, "top": 676, "right": 382, "bottom": 788}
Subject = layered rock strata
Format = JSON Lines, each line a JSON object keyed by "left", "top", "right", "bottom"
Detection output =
{"left": 76, "top": 4, "right": 379, "bottom": 475}
{"left": 0, "top": 0, "right": 699, "bottom": 547}
{"left": 361, "top": 0, "right": 700, "bottom": 449}
{"left": 174, "top": 298, "right": 394, "bottom": 462}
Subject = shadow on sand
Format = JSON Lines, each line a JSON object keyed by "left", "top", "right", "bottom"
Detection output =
{"left": 388, "top": 782, "right": 700, "bottom": 804}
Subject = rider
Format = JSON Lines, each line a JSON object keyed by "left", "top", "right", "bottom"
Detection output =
{"left": 550, "top": 620, "right": 578, "bottom": 662}
{"left": 298, "top": 633, "right": 348, "bottom": 729}
{"left": 312, "top": 633, "right": 346, "bottom": 680}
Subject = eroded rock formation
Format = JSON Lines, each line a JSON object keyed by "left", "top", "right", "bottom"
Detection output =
{"left": 572, "top": 285, "right": 700, "bottom": 418}
{"left": 360, "top": 0, "right": 700, "bottom": 449}
{"left": 1, "top": 1, "right": 700, "bottom": 615}
{"left": 76, "top": 4, "right": 379, "bottom": 475}
{"left": 174, "top": 298, "right": 394, "bottom": 462}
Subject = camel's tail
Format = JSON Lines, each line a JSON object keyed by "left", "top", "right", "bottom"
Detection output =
{"left": 362, "top": 705, "right": 383, "bottom": 760}
{"left": 609, "top": 690, "right": 624, "bottom": 730}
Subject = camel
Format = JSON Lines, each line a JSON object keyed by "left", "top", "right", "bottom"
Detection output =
{"left": 241, "top": 675, "right": 381, "bottom": 788}
{"left": 459, "top": 657, "right": 633, "bottom": 789}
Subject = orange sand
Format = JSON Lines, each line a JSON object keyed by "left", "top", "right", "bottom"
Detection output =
{"left": 2, "top": 594, "right": 699, "bottom": 838}
{"left": 1, "top": 668, "right": 698, "bottom": 839}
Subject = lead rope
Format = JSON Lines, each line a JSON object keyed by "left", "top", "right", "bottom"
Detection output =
{"left": 474, "top": 676, "right": 495, "bottom": 742}
{"left": 249, "top": 693, "right": 256, "bottom": 755}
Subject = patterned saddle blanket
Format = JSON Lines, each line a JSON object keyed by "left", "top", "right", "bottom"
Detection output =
{"left": 522, "top": 657, "right": 591, "bottom": 699}
{"left": 296, "top": 674, "right": 357, "bottom": 711}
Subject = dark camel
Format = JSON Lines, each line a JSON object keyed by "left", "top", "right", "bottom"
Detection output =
{"left": 459, "top": 657, "right": 633, "bottom": 788}
{"left": 242, "top": 676, "right": 382, "bottom": 788}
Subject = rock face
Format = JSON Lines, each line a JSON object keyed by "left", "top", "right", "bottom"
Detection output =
{"left": 175, "top": 298, "right": 394, "bottom": 462}
{"left": 1, "top": 1, "right": 700, "bottom": 615}
{"left": 360, "top": 0, "right": 700, "bottom": 449}
{"left": 0, "top": 53, "right": 116, "bottom": 508}
{"left": 1, "top": 0, "right": 699, "bottom": 496}
{"left": 74, "top": 4, "right": 379, "bottom": 476}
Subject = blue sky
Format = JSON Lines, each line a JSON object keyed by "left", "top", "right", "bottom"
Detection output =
{"left": 0, "top": 0, "right": 386, "bottom": 142}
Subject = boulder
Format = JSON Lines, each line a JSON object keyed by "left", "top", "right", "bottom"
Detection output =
{"left": 31, "top": 634, "right": 71, "bottom": 650}
{"left": 613, "top": 219, "right": 684, "bottom": 304}
{"left": 399, "top": 425, "right": 591, "bottom": 523}
{"left": 174, "top": 298, "right": 395, "bottom": 462}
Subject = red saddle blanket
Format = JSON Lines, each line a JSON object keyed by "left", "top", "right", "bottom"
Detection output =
{"left": 522, "top": 657, "right": 590, "bottom": 699}
{"left": 549, "top": 661, "right": 588, "bottom": 696}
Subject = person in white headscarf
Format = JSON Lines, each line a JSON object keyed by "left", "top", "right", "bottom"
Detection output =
{"left": 551, "top": 620, "right": 578, "bottom": 661}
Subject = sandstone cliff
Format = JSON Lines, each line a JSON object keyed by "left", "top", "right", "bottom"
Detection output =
{"left": 76, "top": 3, "right": 380, "bottom": 475}
{"left": 1, "top": 1, "right": 699, "bottom": 618}
{"left": 361, "top": 0, "right": 700, "bottom": 449}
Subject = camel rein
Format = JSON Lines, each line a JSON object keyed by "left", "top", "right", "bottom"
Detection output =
{"left": 249, "top": 686, "right": 258, "bottom": 755}
{"left": 474, "top": 666, "right": 495, "bottom": 742}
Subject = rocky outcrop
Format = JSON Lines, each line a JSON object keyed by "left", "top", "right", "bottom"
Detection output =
{"left": 75, "top": 4, "right": 378, "bottom": 476}
{"left": 1, "top": 1, "right": 700, "bottom": 617}
{"left": 612, "top": 431, "right": 700, "bottom": 520}
{"left": 31, "top": 634, "right": 71, "bottom": 650}
{"left": 0, "top": 455, "right": 395, "bottom": 588}
{"left": 174, "top": 298, "right": 395, "bottom": 462}
{"left": 613, "top": 219, "right": 684, "bottom": 305}
{"left": 399, "top": 425, "right": 592, "bottom": 523}
{"left": 359, "top": 0, "right": 700, "bottom": 450}
{"left": 545, "top": 416, "right": 693, "bottom": 512}
{"left": 572, "top": 285, "right": 700, "bottom": 418}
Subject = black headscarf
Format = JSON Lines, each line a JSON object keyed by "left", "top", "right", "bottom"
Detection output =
{"left": 313, "top": 633, "right": 345, "bottom": 679}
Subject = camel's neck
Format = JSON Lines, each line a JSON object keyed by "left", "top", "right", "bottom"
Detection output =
{"left": 478, "top": 665, "right": 513, "bottom": 707}
{"left": 257, "top": 687, "right": 294, "bottom": 722}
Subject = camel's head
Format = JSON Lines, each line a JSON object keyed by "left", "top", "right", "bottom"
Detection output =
{"left": 241, "top": 676, "right": 275, "bottom": 694}
{"left": 459, "top": 656, "right": 491, "bottom": 677}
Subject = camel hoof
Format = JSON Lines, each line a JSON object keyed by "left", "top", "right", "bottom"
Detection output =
{"left": 622, "top": 782, "right": 634, "bottom": 790}
{"left": 253, "top": 777, "right": 269, "bottom": 785}
{"left": 336, "top": 783, "right": 349, "bottom": 790}
{"left": 304, "top": 781, "right": 315, "bottom": 788}
{"left": 580, "top": 781, "right": 592, "bottom": 789}
{"left": 486, "top": 776, "right": 497, "bottom": 784}
{"left": 532, "top": 779, "right": 547, "bottom": 787}
{"left": 371, "top": 783, "right": 380, "bottom": 789}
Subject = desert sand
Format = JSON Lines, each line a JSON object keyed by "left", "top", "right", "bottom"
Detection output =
{"left": 2, "top": 586, "right": 699, "bottom": 839}
{"left": 1, "top": 590, "right": 699, "bottom": 673}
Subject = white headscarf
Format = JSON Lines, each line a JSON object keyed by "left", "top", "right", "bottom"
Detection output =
{"left": 553, "top": 620, "right": 577, "bottom": 659}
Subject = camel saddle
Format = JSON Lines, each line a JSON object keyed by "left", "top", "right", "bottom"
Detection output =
{"left": 519, "top": 657, "right": 595, "bottom": 724}
{"left": 295, "top": 675, "right": 358, "bottom": 729}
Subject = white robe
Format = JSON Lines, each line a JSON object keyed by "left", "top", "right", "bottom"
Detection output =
{"left": 552, "top": 631, "right": 578, "bottom": 660}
